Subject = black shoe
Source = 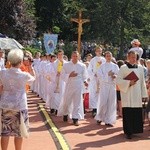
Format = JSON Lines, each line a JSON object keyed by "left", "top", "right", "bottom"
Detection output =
{"left": 105, "top": 123, "right": 113, "bottom": 127}
{"left": 74, "top": 121, "right": 79, "bottom": 126}
{"left": 72, "top": 118, "right": 79, "bottom": 126}
{"left": 126, "top": 134, "right": 132, "bottom": 139}
{"left": 55, "top": 110, "right": 58, "bottom": 115}
{"left": 97, "top": 120, "right": 102, "bottom": 125}
{"left": 50, "top": 109, "right": 55, "bottom": 114}
{"left": 92, "top": 109, "right": 97, "bottom": 118}
{"left": 63, "top": 115, "right": 68, "bottom": 122}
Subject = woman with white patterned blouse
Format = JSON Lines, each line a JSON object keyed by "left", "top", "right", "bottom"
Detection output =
{"left": 0, "top": 49, "right": 35, "bottom": 150}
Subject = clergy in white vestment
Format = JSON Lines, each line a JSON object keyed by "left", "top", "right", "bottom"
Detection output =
{"left": 95, "top": 51, "right": 119, "bottom": 127}
{"left": 116, "top": 51, "right": 148, "bottom": 139}
{"left": 57, "top": 51, "right": 88, "bottom": 126}
{"left": 87, "top": 46, "right": 106, "bottom": 117}
{"left": 52, "top": 50, "right": 67, "bottom": 114}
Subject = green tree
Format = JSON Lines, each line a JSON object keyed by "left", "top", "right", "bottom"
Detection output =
{"left": 34, "top": 0, "right": 150, "bottom": 58}
{"left": 0, "top": 0, "right": 36, "bottom": 42}
{"left": 82, "top": 0, "right": 150, "bottom": 57}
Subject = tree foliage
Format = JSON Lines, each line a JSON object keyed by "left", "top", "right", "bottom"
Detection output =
{"left": 0, "top": 0, "right": 36, "bottom": 42}
{"left": 35, "top": 0, "right": 150, "bottom": 49}
{"left": 0, "top": 0, "right": 149, "bottom": 53}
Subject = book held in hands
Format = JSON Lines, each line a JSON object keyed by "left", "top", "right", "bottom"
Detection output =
{"left": 124, "top": 71, "right": 139, "bottom": 81}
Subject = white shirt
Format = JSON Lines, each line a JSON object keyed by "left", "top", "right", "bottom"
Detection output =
{"left": 129, "top": 47, "right": 143, "bottom": 59}
{"left": 0, "top": 68, "right": 35, "bottom": 110}
{"left": 116, "top": 65, "right": 148, "bottom": 107}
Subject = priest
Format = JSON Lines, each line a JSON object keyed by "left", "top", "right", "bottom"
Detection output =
{"left": 116, "top": 51, "right": 148, "bottom": 139}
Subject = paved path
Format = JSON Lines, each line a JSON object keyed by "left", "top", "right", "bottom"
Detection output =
{"left": 51, "top": 110, "right": 150, "bottom": 150}
{"left": 6, "top": 91, "right": 150, "bottom": 150}
{"left": 7, "top": 92, "right": 57, "bottom": 150}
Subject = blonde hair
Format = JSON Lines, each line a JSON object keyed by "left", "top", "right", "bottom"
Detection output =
{"left": 8, "top": 49, "right": 24, "bottom": 66}
{"left": 95, "top": 46, "right": 103, "bottom": 51}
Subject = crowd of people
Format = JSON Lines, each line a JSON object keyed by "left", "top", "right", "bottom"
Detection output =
{"left": 30, "top": 39, "right": 150, "bottom": 137}
{"left": 0, "top": 38, "right": 150, "bottom": 150}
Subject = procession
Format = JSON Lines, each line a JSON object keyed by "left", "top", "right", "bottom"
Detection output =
{"left": 0, "top": 0, "right": 150, "bottom": 150}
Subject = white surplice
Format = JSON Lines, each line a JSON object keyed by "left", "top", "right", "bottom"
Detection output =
{"left": 116, "top": 64, "right": 148, "bottom": 108}
{"left": 87, "top": 56, "right": 106, "bottom": 109}
{"left": 52, "top": 59, "right": 67, "bottom": 110}
{"left": 44, "top": 62, "right": 56, "bottom": 108}
{"left": 95, "top": 62, "right": 119, "bottom": 124}
{"left": 57, "top": 61, "right": 88, "bottom": 120}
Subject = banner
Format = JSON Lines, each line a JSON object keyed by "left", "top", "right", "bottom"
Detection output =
{"left": 44, "top": 34, "right": 58, "bottom": 54}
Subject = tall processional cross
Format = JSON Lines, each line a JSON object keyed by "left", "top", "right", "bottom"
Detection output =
{"left": 71, "top": 10, "right": 90, "bottom": 54}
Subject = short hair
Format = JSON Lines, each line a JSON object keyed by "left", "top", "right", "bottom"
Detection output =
{"left": 117, "top": 60, "right": 124, "bottom": 68}
{"left": 104, "top": 51, "right": 112, "bottom": 57}
{"left": 57, "top": 49, "right": 64, "bottom": 54}
{"left": 63, "top": 55, "right": 68, "bottom": 59}
{"left": 127, "top": 50, "right": 137, "bottom": 56}
{"left": 86, "top": 53, "right": 93, "bottom": 57}
{"left": 95, "top": 46, "right": 103, "bottom": 51}
{"left": 35, "top": 52, "right": 41, "bottom": 56}
{"left": 51, "top": 54, "right": 56, "bottom": 59}
{"left": 131, "top": 39, "right": 141, "bottom": 46}
{"left": 8, "top": 49, "right": 24, "bottom": 66}
{"left": 71, "top": 51, "right": 79, "bottom": 55}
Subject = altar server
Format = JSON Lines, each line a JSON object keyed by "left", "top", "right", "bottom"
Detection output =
{"left": 87, "top": 46, "right": 106, "bottom": 117}
{"left": 95, "top": 51, "right": 119, "bottom": 126}
{"left": 58, "top": 51, "right": 88, "bottom": 126}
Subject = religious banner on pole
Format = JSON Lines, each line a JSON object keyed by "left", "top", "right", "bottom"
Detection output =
{"left": 44, "top": 34, "right": 58, "bottom": 54}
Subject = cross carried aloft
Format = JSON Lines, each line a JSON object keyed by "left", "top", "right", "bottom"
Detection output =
{"left": 71, "top": 10, "right": 90, "bottom": 54}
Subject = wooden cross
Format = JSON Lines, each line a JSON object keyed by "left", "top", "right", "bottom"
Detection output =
{"left": 71, "top": 10, "right": 90, "bottom": 54}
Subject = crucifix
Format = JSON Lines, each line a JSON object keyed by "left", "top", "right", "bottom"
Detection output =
{"left": 71, "top": 10, "right": 90, "bottom": 54}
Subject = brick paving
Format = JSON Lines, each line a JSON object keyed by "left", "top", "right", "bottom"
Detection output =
{"left": 6, "top": 91, "right": 150, "bottom": 150}
{"left": 51, "top": 112, "right": 150, "bottom": 150}
{"left": 7, "top": 92, "right": 57, "bottom": 150}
